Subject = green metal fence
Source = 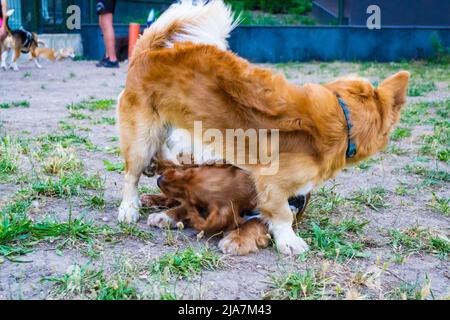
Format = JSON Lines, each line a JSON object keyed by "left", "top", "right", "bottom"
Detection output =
{"left": 7, "top": 0, "right": 174, "bottom": 33}
{"left": 83, "top": 0, "right": 175, "bottom": 26}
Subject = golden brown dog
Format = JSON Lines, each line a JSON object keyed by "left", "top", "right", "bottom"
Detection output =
{"left": 117, "top": 1, "right": 410, "bottom": 255}
{"left": 147, "top": 164, "right": 258, "bottom": 233}
{"left": 31, "top": 47, "right": 76, "bottom": 62}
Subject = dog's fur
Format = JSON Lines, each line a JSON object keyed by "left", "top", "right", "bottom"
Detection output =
{"left": 31, "top": 47, "right": 76, "bottom": 62}
{"left": 117, "top": 0, "right": 410, "bottom": 255}
{"left": 148, "top": 165, "right": 271, "bottom": 254}
{"left": 141, "top": 162, "right": 269, "bottom": 254}
{"left": 142, "top": 161, "right": 310, "bottom": 254}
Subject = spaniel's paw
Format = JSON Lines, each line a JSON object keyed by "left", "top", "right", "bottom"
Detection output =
{"left": 147, "top": 212, "right": 177, "bottom": 229}
{"left": 219, "top": 230, "right": 269, "bottom": 256}
{"left": 140, "top": 194, "right": 160, "bottom": 208}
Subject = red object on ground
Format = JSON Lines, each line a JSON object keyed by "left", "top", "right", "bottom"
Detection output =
{"left": 128, "top": 23, "right": 141, "bottom": 59}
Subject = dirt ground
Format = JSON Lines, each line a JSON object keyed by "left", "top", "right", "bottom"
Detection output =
{"left": 0, "top": 58, "right": 448, "bottom": 300}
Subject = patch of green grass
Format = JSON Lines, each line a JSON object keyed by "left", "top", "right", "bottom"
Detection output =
{"left": 264, "top": 269, "right": 326, "bottom": 300}
{"left": 388, "top": 226, "right": 449, "bottom": 259}
{"left": 419, "top": 120, "right": 449, "bottom": 162}
{"left": 117, "top": 223, "right": 153, "bottom": 242}
{"left": 386, "top": 144, "right": 408, "bottom": 156}
{"left": 151, "top": 247, "right": 222, "bottom": 279}
{"left": 43, "top": 263, "right": 138, "bottom": 300}
{"left": 359, "top": 61, "right": 448, "bottom": 82}
{"left": 389, "top": 276, "right": 432, "bottom": 300}
{"left": 31, "top": 172, "right": 104, "bottom": 198}
{"left": 42, "top": 145, "right": 83, "bottom": 175}
{"left": 68, "top": 99, "right": 115, "bottom": 112}
{"left": 0, "top": 198, "right": 33, "bottom": 261}
{"left": 138, "top": 186, "right": 161, "bottom": 195}
{"left": 68, "top": 109, "right": 92, "bottom": 120}
{"left": 92, "top": 117, "right": 116, "bottom": 126}
{"left": 404, "top": 164, "right": 450, "bottom": 186}
{"left": 401, "top": 101, "right": 430, "bottom": 125}
{"left": 429, "top": 193, "right": 449, "bottom": 216}
{"left": 434, "top": 99, "right": 450, "bottom": 119}
{"left": 0, "top": 194, "right": 118, "bottom": 260}
{"left": 38, "top": 133, "right": 90, "bottom": 149}
{"left": 31, "top": 215, "right": 112, "bottom": 248}
{"left": 84, "top": 194, "right": 106, "bottom": 210}
{"left": 407, "top": 81, "right": 437, "bottom": 97}
{"left": 357, "top": 158, "right": 380, "bottom": 171}
{"left": 38, "top": 133, "right": 96, "bottom": 153}
{"left": 0, "top": 136, "right": 22, "bottom": 178}
{"left": 299, "top": 218, "right": 369, "bottom": 259}
{"left": 395, "top": 185, "right": 416, "bottom": 196}
{"left": 104, "top": 146, "right": 121, "bottom": 156}
{"left": 350, "top": 187, "right": 389, "bottom": 211}
{"left": 307, "top": 186, "right": 346, "bottom": 216}
{"left": 339, "top": 217, "right": 370, "bottom": 234}
{"left": 0, "top": 101, "right": 30, "bottom": 109}
{"left": 391, "top": 127, "right": 412, "bottom": 141}
{"left": 58, "top": 121, "right": 77, "bottom": 131}
{"left": 103, "top": 160, "right": 124, "bottom": 173}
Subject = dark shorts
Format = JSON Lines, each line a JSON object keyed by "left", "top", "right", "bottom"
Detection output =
{"left": 96, "top": 0, "right": 117, "bottom": 15}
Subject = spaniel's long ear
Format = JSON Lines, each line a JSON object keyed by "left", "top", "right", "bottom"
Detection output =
{"left": 379, "top": 71, "right": 410, "bottom": 109}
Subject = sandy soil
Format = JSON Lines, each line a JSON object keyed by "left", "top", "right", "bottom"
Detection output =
{"left": 0, "top": 59, "right": 448, "bottom": 300}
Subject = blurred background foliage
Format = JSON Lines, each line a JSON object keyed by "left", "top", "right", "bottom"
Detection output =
{"left": 224, "top": 0, "right": 316, "bottom": 25}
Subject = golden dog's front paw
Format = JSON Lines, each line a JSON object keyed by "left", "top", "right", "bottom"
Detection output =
{"left": 118, "top": 199, "right": 140, "bottom": 223}
{"left": 272, "top": 222, "right": 309, "bottom": 255}
{"left": 275, "top": 233, "right": 309, "bottom": 255}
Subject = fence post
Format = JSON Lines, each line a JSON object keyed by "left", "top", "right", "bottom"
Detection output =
{"left": 338, "top": 0, "right": 345, "bottom": 25}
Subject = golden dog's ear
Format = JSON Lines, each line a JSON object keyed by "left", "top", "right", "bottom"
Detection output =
{"left": 379, "top": 71, "right": 410, "bottom": 108}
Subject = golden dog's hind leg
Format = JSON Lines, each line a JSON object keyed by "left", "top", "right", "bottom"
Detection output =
{"left": 118, "top": 91, "right": 164, "bottom": 223}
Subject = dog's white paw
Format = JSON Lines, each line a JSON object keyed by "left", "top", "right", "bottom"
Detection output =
{"left": 118, "top": 200, "right": 140, "bottom": 223}
{"left": 275, "top": 232, "right": 309, "bottom": 255}
{"left": 11, "top": 64, "right": 19, "bottom": 72}
{"left": 271, "top": 222, "right": 309, "bottom": 255}
{"left": 147, "top": 212, "right": 176, "bottom": 229}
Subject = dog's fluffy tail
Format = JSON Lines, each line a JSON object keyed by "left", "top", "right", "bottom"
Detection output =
{"left": 4, "top": 9, "right": 14, "bottom": 35}
{"left": 132, "top": 0, "right": 239, "bottom": 60}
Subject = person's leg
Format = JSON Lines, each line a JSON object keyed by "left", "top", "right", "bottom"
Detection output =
{"left": 99, "top": 13, "right": 117, "bottom": 62}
